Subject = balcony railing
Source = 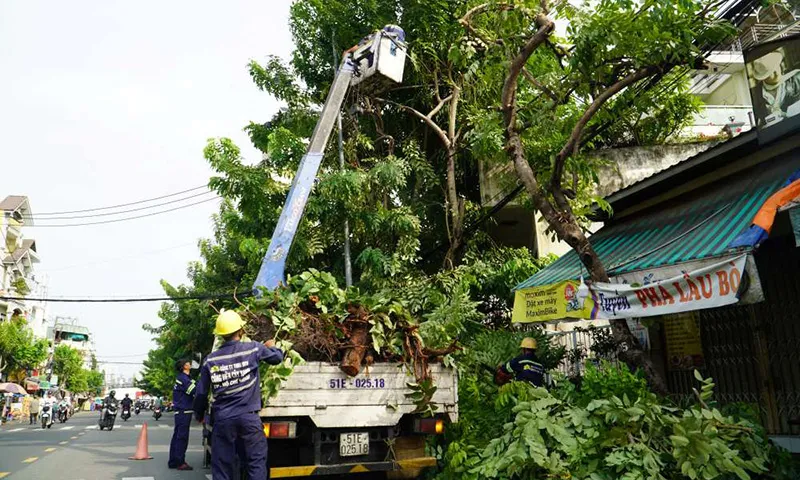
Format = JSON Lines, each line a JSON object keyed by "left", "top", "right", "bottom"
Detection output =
{"left": 686, "top": 105, "right": 754, "bottom": 137}
{"left": 719, "top": 22, "right": 800, "bottom": 52}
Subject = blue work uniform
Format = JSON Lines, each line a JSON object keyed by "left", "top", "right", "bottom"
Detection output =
{"left": 168, "top": 371, "right": 196, "bottom": 468}
{"left": 501, "top": 352, "right": 545, "bottom": 387}
{"left": 193, "top": 340, "right": 284, "bottom": 480}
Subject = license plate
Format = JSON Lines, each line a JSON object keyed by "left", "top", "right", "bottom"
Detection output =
{"left": 339, "top": 432, "right": 369, "bottom": 457}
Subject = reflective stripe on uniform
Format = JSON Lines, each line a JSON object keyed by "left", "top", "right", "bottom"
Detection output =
{"left": 206, "top": 346, "right": 259, "bottom": 363}
{"left": 216, "top": 377, "right": 258, "bottom": 396}
{"left": 186, "top": 380, "right": 196, "bottom": 394}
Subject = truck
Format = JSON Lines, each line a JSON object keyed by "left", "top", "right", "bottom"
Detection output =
{"left": 203, "top": 25, "right": 459, "bottom": 478}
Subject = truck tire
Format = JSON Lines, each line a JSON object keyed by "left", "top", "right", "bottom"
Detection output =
{"left": 387, "top": 436, "right": 426, "bottom": 480}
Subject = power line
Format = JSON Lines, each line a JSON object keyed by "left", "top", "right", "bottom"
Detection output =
{"left": 0, "top": 291, "right": 246, "bottom": 303}
{"left": 24, "top": 190, "right": 215, "bottom": 220}
{"left": 31, "top": 185, "right": 209, "bottom": 215}
{"left": 22, "top": 196, "right": 220, "bottom": 228}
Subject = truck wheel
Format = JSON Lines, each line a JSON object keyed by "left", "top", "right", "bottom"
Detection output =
{"left": 387, "top": 436, "right": 426, "bottom": 480}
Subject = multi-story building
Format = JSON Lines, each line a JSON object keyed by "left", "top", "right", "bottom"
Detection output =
{"left": 48, "top": 316, "right": 96, "bottom": 370}
{"left": 0, "top": 195, "right": 48, "bottom": 338}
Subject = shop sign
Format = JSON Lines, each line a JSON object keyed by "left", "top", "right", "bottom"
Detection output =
{"left": 664, "top": 312, "right": 705, "bottom": 370}
{"left": 512, "top": 280, "right": 595, "bottom": 323}
{"left": 591, "top": 254, "right": 748, "bottom": 319}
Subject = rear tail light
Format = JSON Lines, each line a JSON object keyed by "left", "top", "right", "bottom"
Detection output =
{"left": 414, "top": 418, "right": 444, "bottom": 435}
{"left": 263, "top": 421, "right": 297, "bottom": 438}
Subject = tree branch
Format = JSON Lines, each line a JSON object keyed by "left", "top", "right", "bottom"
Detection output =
{"left": 522, "top": 68, "right": 559, "bottom": 104}
{"left": 550, "top": 65, "right": 660, "bottom": 192}
{"left": 375, "top": 97, "right": 451, "bottom": 149}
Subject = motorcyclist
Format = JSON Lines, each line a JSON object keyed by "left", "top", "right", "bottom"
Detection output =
{"left": 121, "top": 394, "right": 133, "bottom": 411}
{"left": 58, "top": 398, "right": 69, "bottom": 421}
{"left": 41, "top": 394, "right": 55, "bottom": 427}
{"left": 102, "top": 390, "right": 118, "bottom": 422}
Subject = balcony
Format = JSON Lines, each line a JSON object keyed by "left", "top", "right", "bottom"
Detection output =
{"left": 718, "top": 21, "right": 800, "bottom": 52}
{"left": 686, "top": 105, "right": 754, "bottom": 138}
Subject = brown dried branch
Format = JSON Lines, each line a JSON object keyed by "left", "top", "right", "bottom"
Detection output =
{"left": 375, "top": 97, "right": 451, "bottom": 148}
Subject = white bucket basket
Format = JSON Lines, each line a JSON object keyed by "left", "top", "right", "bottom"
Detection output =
{"left": 350, "top": 31, "right": 407, "bottom": 89}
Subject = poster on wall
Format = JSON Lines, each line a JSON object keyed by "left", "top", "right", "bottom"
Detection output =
{"left": 512, "top": 280, "right": 595, "bottom": 323}
{"left": 744, "top": 34, "right": 800, "bottom": 144}
{"left": 590, "top": 254, "right": 748, "bottom": 319}
{"left": 664, "top": 312, "right": 705, "bottom": 371}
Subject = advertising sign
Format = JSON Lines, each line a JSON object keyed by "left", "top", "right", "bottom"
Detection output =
{"left": 745, "top": 34, "right": 800, "bottom": 144}
{"left": 591, "top": 254, "right": 747, "bottom": 319}
{"left": 664, "top": 312, "right": 705, "bottom": 371}
{"left": 512, "top": 280, "right": 595, "bottom": 323}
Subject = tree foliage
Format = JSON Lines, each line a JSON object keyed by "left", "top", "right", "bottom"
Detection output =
{"left": 52, "top": 344, "right": 84, "bottom": 392}
{"left": 0, "top": 317, "right": 48, "bottom": 382}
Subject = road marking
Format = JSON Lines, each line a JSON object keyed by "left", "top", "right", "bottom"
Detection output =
{"left": 85, "top": 425, "right": 97, "bottom": 430}
{"left": 22, "top": 457, "right": 38, "bottom": 463}
{"left": 78, "top": 432, "right": 85, "bottom": 436}
{"left": 159, "top": 424, "right": 169, "bottom": 428}
{"left": 135, "top": 424, "right": 143, "bottom": 428}
{"left": 59, "top": 426, "right": 74, "bottom": 430}
{"left": 44, "top": 447, "right": 56, "bottom": 452}
{"left": 71, "top": 435, "right": 78, "bottom": 439}
{"left": 8, "top": 428, "right": 23, "bottom": 432}
{"left": 0, "top": 473, "right": 10, "bottom": 478}
{"left": 207, "top": 475, "right": 213, "bottom": 480}
{"left": 59, "top": 441, "right": 68, "bottom": 445}
{"left": 122, "top": 477, "right": 155, "bottom": 480}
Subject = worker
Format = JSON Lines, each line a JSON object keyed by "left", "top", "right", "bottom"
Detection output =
{"left": 499, "top": 337, "right": 545, "bottom": 387}
{"left": 168, "top": 358, "right": 196, "bottom": 471}
{"left": 193, "top": 309, "right": 284, "bottom": 480}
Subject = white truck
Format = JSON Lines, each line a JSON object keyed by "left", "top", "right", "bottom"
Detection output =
{"left": 203, "top": 25, "right": 460, "bottom": 478}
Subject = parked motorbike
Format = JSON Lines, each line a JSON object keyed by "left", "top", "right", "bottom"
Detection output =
{"left": 99, "top": 403, "right": 118, "bottom": 431}
{"left": 58, "top": 404, "right": 69, "bottom": 423}
{"left": 41, "top": 405, "right": 53, "bottom": 429}
{"left": 152, "top": 406, "right": 162, "bottom": 421}
{"left": 121, "top": 406, "right": 131, "bottom": 421}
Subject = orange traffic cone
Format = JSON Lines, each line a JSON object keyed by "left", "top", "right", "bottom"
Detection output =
{"left": 129, "top": 422, "right": 153, "bottom": 460}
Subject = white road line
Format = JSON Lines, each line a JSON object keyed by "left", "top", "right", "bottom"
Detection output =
{"left": 206, "top": 475, "right": 213, "bottom": 480}
{"left": 85, "top": 425, "right": 97, "bottom": 430}
{"left": 159, "top": 424, "right": 169, "bottom": 428}
{"left": 122, "top": 477, "right": 155, "bottom": 480}
{"left": 8, "top": 428, "right": 23, "bottom": 432}
{"left": 135, "top": 424, "right": 143, "bottom": 428}
{"left": 59, "top": 426, "right": 74, "bottom": 430}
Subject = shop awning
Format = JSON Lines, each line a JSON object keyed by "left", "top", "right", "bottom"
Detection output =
{"left": 516, "top": 152, "right": 800, "bottom": 290}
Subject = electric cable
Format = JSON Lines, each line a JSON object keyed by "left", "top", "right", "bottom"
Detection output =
{"left": 29, "top": 185, "right": 209, "bottom": 216}
{"left": 0, "top": 290, "right": 249, "bottom": 302}
{"left": 22, "top": 196, "right": 220, "bottom": 227}
{"left": 23, "top": 190, "right": 215, "bottom": 220}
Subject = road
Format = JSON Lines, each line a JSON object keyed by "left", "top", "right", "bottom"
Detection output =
{"left": 0, "top": 410, "right": 209, "bottom": 479}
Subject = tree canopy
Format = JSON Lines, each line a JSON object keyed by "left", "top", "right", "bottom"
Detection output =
{"left": 0, "top": 317, "right": 48, "bottom": 383}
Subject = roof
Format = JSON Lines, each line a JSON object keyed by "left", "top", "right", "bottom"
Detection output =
{"left": 0, "top": 195, "right": 29, "bottom": 212}
{"left": 54, "top": 323, "right": 90, "bottom": 336}
{"left": 3, "top": 240, "right": 38, "bottom": 265}
{"left": 517, "top": 149, "right": 800, "bottom": 289}
{"left": 592, "top": 131, "right": 761, "bottom": 220}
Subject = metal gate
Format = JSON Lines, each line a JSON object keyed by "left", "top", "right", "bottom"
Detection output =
{"left": 667, "top": 236, "right": 800, "bottom": 435}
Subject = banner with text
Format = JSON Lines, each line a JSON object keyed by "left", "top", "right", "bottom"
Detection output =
{"left": 512, "top": 280, "right": 596, "bottom": 323}
{"left": 591, "top": 254, "right": 748, "bottom": 319}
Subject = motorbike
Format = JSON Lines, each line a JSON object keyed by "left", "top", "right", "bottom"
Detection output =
{"left": 99, "top": 403, "right": 118, "bottom": 431}
{"left": 134, "top": 405, "right": 140, "bottom": 416}
{"left": 41, "top": 405, "right": 53, "bottom": 429}
{"left": 58, "top": 403, "right": 69, "bottom": 423}
{"left": 121, "top": 406, "right": 131, "bottom": 421}
{"left": 152, "top": 405, "right": 162, "bottom": 421}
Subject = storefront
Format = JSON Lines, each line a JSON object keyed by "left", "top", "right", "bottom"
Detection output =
{"left": 513, "top": 129, "right": 800, "bottom": 440}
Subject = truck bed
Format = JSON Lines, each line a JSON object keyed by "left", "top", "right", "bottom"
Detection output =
{"left": 261, "top": 362, "right": 458, "bottom": 428}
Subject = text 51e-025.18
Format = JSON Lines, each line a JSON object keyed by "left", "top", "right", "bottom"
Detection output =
{"left": 329, "top": 378, "right": 386, "bottom": 389}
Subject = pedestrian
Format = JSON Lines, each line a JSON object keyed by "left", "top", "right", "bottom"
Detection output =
{"left": 193, "top": 310, "right": 284, "bottom": 480}
{"left": 168, "top": 358, "right": 196, "bottom": 471}
{"left": 29, "top": 395, "right": 40, "bottom": 425}
{"left": 498, "top": 337, "right": 546, "bottom": 387}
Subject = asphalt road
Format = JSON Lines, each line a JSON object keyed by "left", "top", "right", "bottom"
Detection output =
{"left": 0, "top": 410, "right": 209, "bottom": 479}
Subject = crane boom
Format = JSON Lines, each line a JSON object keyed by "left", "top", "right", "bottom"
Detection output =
{"left": 253, "top": 25, "right": 407, "bottom": 292}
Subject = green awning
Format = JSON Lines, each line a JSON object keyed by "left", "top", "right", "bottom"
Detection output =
{"left": 516, "top": 153, "right": 800, "bottom": 290}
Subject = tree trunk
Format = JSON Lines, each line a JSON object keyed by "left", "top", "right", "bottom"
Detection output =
{"left": 339, "top": 306, "right": 370, "bottom": 377}
{"left": 444, "top": 145, "right": 465, "bottom": 268}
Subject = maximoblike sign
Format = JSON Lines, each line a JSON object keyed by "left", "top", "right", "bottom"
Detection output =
{"left": 591, "top": 254, "right": 748, "bottom": 319}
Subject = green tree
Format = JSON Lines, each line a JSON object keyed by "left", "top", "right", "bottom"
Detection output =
{"left": 52, "top": 344, "right": 85, "bottom": 392}
{"left": 457, "top": 0, "right": 735, "bottom": 392}
{"left": 0, "top": 317, "right": 48, "bottom": 382}
{"left": 85, "top": 370, "right": 104, "bottom": 397}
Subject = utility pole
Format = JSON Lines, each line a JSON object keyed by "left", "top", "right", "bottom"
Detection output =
{"left": 333, "top": 34, "right": 353, "bottom": 287}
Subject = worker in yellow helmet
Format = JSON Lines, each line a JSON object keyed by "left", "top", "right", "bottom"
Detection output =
{"left": 193, "top": 309, "right": 284, "bottom": 480}
{"left": 498, "top": 337, "right": 545, "bottom": 387}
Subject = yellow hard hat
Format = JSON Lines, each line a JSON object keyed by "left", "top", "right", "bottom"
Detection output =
{"left": 214, "top": 309, "right": 246, "bottom": 336}
{"left": 520, "top": 337, "right": 537, "bottom": 350}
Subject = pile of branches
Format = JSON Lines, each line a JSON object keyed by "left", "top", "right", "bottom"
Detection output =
{"left": 232, "top": 269, "right": 460, "bottom": 381}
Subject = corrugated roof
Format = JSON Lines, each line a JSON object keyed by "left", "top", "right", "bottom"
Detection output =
{"left": 517, "top": 150, "right": 800, "bottom": 289}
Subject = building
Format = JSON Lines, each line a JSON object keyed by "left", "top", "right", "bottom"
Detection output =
{"left": 0, "top": 195, "right": 49, "bottom": 338}
{"left": 48, "top": 316, "right": 96, "bottom": 370}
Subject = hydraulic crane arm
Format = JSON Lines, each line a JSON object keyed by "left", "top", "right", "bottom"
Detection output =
{"left": 253, "top": 25, "right": 407, "bottom": 292}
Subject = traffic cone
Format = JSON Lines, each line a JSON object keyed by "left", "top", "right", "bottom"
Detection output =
{"left": 129, "top": 422, "right": 153, "bottom": 460}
